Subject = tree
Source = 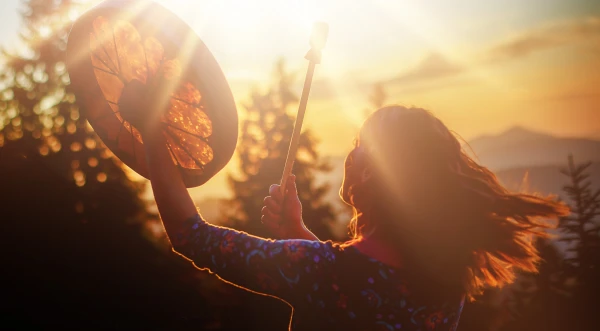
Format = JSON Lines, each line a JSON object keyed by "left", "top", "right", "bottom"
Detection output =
{"left": 496, "top": 239, "right": 572, "bottom": 331}
{"left": 557, "top": 154, "right": 600, "bottom": 328}
{"left": 0, "top": 0, "right": 138, "bottom": 220}
{"left": 559, "top": 155, "right": 600, "bottom": 280}
{"left": 225, "top": 59, "right": 337, "bottom": 241}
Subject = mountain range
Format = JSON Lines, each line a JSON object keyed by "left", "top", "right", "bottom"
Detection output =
{"left": 466, "top": 126, "right": 600, "bottom": 171}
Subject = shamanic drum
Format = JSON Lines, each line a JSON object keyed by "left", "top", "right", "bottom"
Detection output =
{"left": 67, "top": 0, "right": 238, "bottom": 187}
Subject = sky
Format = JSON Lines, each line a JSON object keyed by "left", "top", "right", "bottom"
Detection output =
{"left": 1, "top": 0, "right": 599, "bottom": 199}
{"left": 153, "top": 0, "right": 600, "bottom": 153}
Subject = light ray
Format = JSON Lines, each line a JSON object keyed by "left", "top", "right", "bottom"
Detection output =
{"left": 67, "top": 0, "right": 151, "bottom": 78}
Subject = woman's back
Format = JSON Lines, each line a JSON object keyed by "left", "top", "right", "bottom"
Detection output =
{"left": 289, "top": 244, "right": 464, "bottom": 330}
{"left": 175, "top": 214, "right": 464, "bottom": 331}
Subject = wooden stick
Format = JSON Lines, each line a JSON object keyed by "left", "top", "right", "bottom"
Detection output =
{"left": 280, "top": 22, "right": 328, "bottom": 195}
{"left": 280, "top": 61, "right": 316, "bottom": 194}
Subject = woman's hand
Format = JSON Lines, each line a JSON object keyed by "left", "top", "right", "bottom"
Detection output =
{"left": 119, "top": 76, "right": 172, "bottom": 137}
{"left": 261, "top": 175, "right": 319, "bottom": 241}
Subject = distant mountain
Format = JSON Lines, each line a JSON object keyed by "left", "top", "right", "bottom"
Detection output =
{"left": 467, "top": 126, "right": 600, "bottom": 171}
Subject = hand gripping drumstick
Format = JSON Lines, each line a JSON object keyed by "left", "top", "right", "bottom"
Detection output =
{"left": 280, "top": 22, "right": 329, "bottom": 194}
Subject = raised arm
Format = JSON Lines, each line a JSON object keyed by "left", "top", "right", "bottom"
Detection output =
{"left": 129, "top": 97, "right": 335, "bottom": 303}
{"left": 142, "top": 130, "right": 197, "bottom": 243}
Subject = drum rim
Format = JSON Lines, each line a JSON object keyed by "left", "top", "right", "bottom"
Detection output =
{"left": 66, "top": 0, "right": 238, "bottom": 187}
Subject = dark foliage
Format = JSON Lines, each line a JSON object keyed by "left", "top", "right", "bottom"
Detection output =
{"left": 555, "top": 155, "right": 600, "bottom": 328}
{"left": 0, "top": 139, "right": 247, "bottom": 329}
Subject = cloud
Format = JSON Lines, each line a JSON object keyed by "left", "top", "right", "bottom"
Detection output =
{"left": 380, "top": 17, "right": 600, "bottom": 92}
{"left": 388, "top": 52, "right": 464, "bottom": 85}
{"left": 486, "top": 16, "right": 600, "bottom": 62}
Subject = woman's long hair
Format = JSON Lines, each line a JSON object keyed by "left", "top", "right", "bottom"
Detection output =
{"left": 348, "top": 106, "right": 569, "bottom": 300}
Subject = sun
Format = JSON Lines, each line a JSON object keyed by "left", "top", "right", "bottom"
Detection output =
{"left": 150, "top": 0, "right": 327, "bottom": 91}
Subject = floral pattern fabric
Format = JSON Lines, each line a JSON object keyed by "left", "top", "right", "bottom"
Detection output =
{"left": 174, "top": 214, "right": 465, "bottom": 330}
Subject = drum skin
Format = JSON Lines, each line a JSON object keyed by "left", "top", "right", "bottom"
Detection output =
{"left": 67, "top": 0, "right": 238, "bottom": 187}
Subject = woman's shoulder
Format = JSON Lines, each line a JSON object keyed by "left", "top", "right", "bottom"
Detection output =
{"left": 274, "top": 239, "right": 341, "bottom": 265}
{"left": 331, "top": 242, "right": 464, "bottom": 302}
{"left": 327, "top": 242, "right": 466, "bottom": 329}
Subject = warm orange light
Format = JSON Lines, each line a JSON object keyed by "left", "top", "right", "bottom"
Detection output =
{"left": 96, "top": 172, "right": 107, "bottom": 183}
{"left": 88, "top": 16, "right": 214, "bottom": 171}
{"left": 88, "top": 157, "right": 99, "bottom": 167}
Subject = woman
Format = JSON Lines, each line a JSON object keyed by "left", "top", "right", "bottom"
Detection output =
{"left": 137, "top": 105, "right": 568, "bottom": 330}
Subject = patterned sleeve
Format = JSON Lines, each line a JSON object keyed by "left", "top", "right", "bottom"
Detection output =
{"left": 171, "top": 213, "right": 336, "bottom": 303}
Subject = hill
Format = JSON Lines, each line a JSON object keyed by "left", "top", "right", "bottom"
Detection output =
{"left": 495, "top": 162, "right": 600, "bottom": 199}
{"left": 467, "top": 126, "right": 600, "bottom": 171}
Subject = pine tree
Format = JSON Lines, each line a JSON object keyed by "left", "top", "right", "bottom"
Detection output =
{"left": 496, "top": 238, "right": 572, "bottom": 331}
{"left": 225, "top": 59, "right": 336, "bottom": 241}
{"left": 558, "top": 154, "right": 600, "bottom": 328}
{"left": 0, "top": 0, "right": 147, "bottom": 222}
{"left": 559, "top": 155, "right": 600, "bottom": 279}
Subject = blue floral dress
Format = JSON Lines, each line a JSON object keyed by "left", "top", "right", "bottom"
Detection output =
{"left": 174, "top": 214, "right": 465, "bottom": 330}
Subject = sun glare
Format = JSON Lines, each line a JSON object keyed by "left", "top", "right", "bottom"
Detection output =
{"left": 162, "top": 0, "right": 319, "bottom": 31}
{"left": 39, "top": 25, "right": 52, "bottom": 38}
{"left": 156, "top": 0, "right": 321, "bottom": 56}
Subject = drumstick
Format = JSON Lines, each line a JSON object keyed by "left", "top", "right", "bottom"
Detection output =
{"left": 280, "top": 22, "right": 329, "bottom": 194}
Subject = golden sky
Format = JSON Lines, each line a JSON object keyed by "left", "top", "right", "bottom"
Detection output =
{"left": 1, "top": 0, "right": 599, "bottom": 199}
{"left": 154, "top": 0, "right": 600, "bottom": 199}
{"left": 149, "top": 0, "right": 600, "bottom": 155}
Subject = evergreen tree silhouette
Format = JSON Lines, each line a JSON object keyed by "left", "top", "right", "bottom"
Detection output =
{"left": 497, "top": 239, "right": 572, "bottom": 331}
{"left": 0, "top": 0, "right": 139, "bottom": 216}
{"left": 559, "top": 155, "right": 600, "bottom": 281}
{"left": 557, "top": 154, "right": 600, "bottom": 328}
{"left": 225, "top": 59, "right": 336, "bottom": 241}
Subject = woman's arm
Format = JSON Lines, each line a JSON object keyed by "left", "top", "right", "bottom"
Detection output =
{"left": 133, "top": 93, "right": 335, "bottom": 303}
{"left": 142, "top": 130, "right": 197, "bottom": 243}
{"left": 142, "top": 127, "right": 318, "bottom": 243}
{"left": 142, "top": 130, "right": 333, "bottom": 298}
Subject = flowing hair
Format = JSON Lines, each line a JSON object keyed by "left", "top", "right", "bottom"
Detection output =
{"left": 348, "top": 106, "right": 569, "bottom": 300}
